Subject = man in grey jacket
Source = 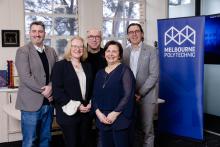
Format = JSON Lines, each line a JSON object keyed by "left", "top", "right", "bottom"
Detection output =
{"left": 15, "top": 21, "right": 57, "bottom": 147}
{"left": 123, "top": 23, "right": 159, "bottom": 147}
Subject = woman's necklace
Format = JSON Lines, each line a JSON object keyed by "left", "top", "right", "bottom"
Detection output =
{"left": 102, "top": 73, "right": 113, "bottom": 88}
{"left": 102, "top": 63, "right": 121, "bottom": 88}
{"left": 71, "top": 59, "right": 81, "bottom": 69}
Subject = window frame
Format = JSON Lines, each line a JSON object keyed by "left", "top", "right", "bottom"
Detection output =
{"left": 24, "top": 0, "right": 79, "bottom": 58}
{"left": 102, "top": 0, "right": 146, "bottom": 47}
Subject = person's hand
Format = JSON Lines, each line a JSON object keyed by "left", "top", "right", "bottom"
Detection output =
{"left": 41, "top": 85, "right": 52, "bottom": 98}
{"left": 84, "top": 103, "right": 91, "bottom": 112}
{"left": 47, "top": 96, "right": 53, "bottom": 102}
{"left": 106, "top": 111, "right": 120, "bottom": 124}
{"left": 79, "top": 104, "right": 89, "bottom": 113}
{"left": 79, "top": 103, "right": 91, "bottom": 113}
{"left": 135, "top": 93, "right": 141, "bottom": 102}
{"left": 96, "top": 109, "right": 111, "bottom": 124}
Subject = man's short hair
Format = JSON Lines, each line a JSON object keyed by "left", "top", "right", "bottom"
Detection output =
{"left": 127, "top": 23, "right": 144, "bottom": 41}
{"left": 127, "top": 23, "right": 144, "bottom": 34}
{"left": 30, "top": 21, "right": 45, "bottom": 31}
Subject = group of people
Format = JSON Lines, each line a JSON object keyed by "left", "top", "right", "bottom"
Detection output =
{"left": 15, "top": 21, "right": 159, "bottom": 147}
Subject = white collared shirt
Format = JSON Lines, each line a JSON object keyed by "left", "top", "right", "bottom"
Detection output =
{"left": 129, "top": 42, "right": 142, "bottom": 78}
{"left": 34, "top": 45, "right": 45, "bottom": 53}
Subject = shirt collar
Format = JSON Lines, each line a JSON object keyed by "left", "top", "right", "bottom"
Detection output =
{"left": 34, "top": 45, "right": 45, "bottom": 53}
{"left": 131, "top": 42, "right": 142, "bottom": 52}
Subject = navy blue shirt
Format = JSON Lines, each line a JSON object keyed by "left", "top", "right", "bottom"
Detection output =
{"left": 92, "top": 64, "right": 135, "bottom": 130}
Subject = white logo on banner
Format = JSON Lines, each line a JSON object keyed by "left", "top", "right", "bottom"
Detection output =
{"left": 164, "top": 25, "right": 196, "bottom": 46}
{"left": 163, "top": 25, "right": 196, "bottom": 58}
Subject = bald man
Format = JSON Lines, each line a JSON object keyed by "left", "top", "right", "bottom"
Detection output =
{"left": 86, "top": 29, "right": 106, "bottom": 77}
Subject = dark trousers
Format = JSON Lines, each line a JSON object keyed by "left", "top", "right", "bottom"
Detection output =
{"left": 59, "top": 116, "right": 92, "bottom": 147}
{"left": 100, "top": 129, "right": 130, "bottom": 147}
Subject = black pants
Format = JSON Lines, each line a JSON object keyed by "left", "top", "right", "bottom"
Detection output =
{"left": 59, "top": 115, "right": 92, "bottom": 147}
{"left": 100, "top": 129, "right": 130, "bottom": 147}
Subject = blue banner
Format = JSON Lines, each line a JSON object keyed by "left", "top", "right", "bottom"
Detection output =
{"left": 157, "top": 16, "right": 205, "bottom": 140}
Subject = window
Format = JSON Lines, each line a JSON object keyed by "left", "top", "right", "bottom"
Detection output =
{"left": 169, "top": 0, "right": 195, "bottom": 18}
{"left": 169, "top": 0, "right": 191, "bottom": 5}
{"left": 102, "top": 0, "right": 146, "bottom": 46}
{"left": 24, "top": 0, "right": 78, "bottom": 58}
{"left": 201, "top": 0, "right": 220, "bottom": 15}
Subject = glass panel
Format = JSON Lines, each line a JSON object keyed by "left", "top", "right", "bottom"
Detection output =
{"left": 25, "top": 0, "right": 52, "bottom": 14}
{"left": 201, "top": 0, "right": 220, "bottom": 15}
{"left": 102, "top": 39, "right": 109, "bottom": 46}
{"left": 103, "top": 39, "right": 123, "bottom": 47}
{"left": 103, "top": 0, "right": 145, "bottom": 47}
{"left": 169, "top": 0, "right": 181, "bottom": 5}
{"left": 54, "top": 0, "right": 78, "bottom": 15}
{"left": 103, "top": 20, "right": 124, "bottom": 38}
{"left": 181, "top": 0, "right": 191, "bottom": 5}
{"left": 103, "top": 0, "right": 124, "bottom": 18}
{"left": 124, "top": 20, "right": 144, "bottom": 33}
{"left": 44, "top": 38, "right": 51, "bottom": 47}
{"left": 113, "top": 20, "right": 124, "bottom": 37}
{"left": 54, "top": 17, "right": 78, "bottom": 36}
{"left": 25, "top": 15, "right": 52, "bottom": 35}
{"left": 24, "top": 0, "right": 79, "bottom": 48}
{"left": 116, "top": 39, "right": 123, "bottom": 44}
{"left": 169, "top": 0, "right": 195, "bottom": 18}
{"left": 169, "top": 0, "right": 191, "bottom": 5}
{"left": 56, "top": 39, "right": 68, "bottom": 57}
{"left": 103, "top": 20, "right": 113, "bottom": 38}
{"left": 125, "top": 1, "right": 143, "bottom": 19}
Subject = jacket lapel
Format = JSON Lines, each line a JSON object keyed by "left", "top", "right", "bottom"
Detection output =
{"left": 44, "top": 46, "right": 52, "bottom": 74}
{"left": 124, "top": 46, "right": 131, "bottom": 66}
{"left": 136, "top": 43, "right": 146, "bottom": 78}
{"left": 68, "top": 61, "right": 86, "bottom": 102}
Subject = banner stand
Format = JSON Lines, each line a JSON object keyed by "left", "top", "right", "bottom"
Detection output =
{"left": 157, "top": 16, "right": 205, "bottom": 140}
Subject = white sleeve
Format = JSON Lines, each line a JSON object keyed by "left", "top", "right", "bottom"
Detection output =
{"left": 62, "top": 100, "right": 81, "bottom": 116}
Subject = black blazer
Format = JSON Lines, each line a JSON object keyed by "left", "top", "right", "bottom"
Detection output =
{"left": 52, "top": 59, "right": 93, "bottom": 124}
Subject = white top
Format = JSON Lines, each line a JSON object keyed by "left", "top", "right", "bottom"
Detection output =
{"left": 62, "top": 100, "right": 81, "bottom": 116}
{"left": 74, "top": 66, "right": 86, "bottom": 100}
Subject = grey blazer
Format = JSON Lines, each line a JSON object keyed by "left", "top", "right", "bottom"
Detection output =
{"left": 15, "top": 42, "right": 58, "bottom": 111}
{"left": 123, "top": 43, "right": 159, "bottom": 103}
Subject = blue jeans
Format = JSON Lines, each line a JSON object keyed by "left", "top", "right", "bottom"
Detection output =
{"left": 21, "top": 105, "right": 53, "bottom": 147}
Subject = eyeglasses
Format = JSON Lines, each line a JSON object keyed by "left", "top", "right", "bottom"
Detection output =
{"left": 71, "top": 45, "right": 84, "bottom": 49}
{"left": 128, "top": 30, "right": 141, "bottom": 35}
{"left": 87, "top": 35, "right": 101, "bottom": 40}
